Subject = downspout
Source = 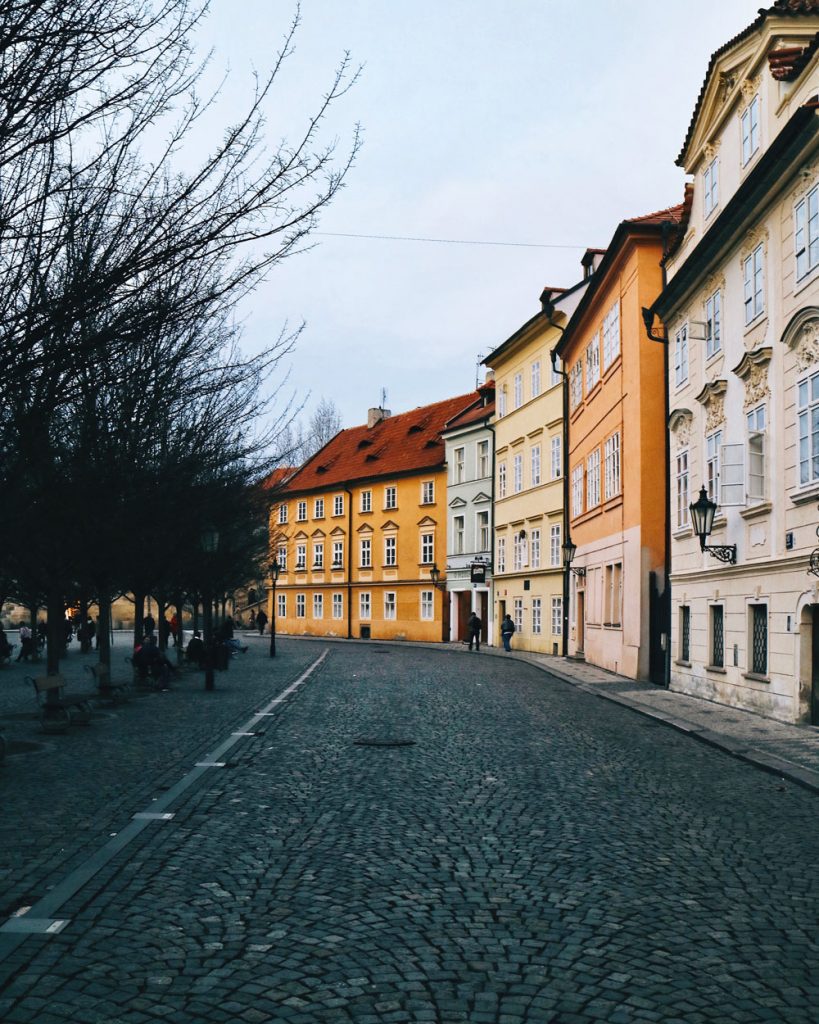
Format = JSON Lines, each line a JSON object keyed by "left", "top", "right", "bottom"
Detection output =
{"left": 345, "top": 486, "right": 353, "bottom": 639}
{"left": 550, "top": 344, "right": 570, "bottom": 658}
{"left": 641, "top": 218, "right": 674, "bottom": 688}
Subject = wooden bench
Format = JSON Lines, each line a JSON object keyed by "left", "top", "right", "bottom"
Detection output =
{"left": 84, "top": 663, "right": 129, "bottom": 703}
{"left": 27, "top": 674, "right": 98, "bottom": 733}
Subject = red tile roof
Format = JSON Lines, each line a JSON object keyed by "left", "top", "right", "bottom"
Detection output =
{"left": 678, "top": 2, "right": 819, "bottom": 166}
{"left": 282, "top": 391, "right": 479, "bottom": 493}
{"left": 442, "top": 381, "right": 495, "bottom": 432}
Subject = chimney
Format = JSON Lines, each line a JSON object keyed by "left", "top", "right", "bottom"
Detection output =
{"left": 367, "top": 407, "right": 391, "bottom": 429}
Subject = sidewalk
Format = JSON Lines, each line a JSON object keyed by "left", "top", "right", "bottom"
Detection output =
{"left": 473, "top": 643, "right": 819, "bottom": 795}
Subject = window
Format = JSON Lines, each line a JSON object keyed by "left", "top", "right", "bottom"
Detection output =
{"left": 586, "top": 449, "right": 601, "bottom": 509}
{"left": 799, "top": 369, "right": 819, "bottom": 485}
{"left": 743, "top": 244, "right": 764, "bottom": 324}
{"left": 551, "top": 596, "right": 563, "bottom": 636}
{"left": 532, "top": 598, "right": 542, "bottom": 635}
{"left": 421, "top": 532, "right": 434, "bottom": 564}
{"left": 747, "top": 404, "right": 766, "bottom": 502}
{"left": 604, "top": 563, "right": 623, "bottom": 627}
{"left": 674, "top": 324, "right": 688, "bottom": 387}
{"left": 360, "top": 490, "right": 372, "bottom": 513}
{"left": 332, "top": 593, "right": 343, "bottom": 619}
{"left": 706, "top": 429, "right": 722, "bottom": 502}
{"left": 384, "top": 536, "right": 397, "bottom": 566}
{"left": 332, "top": 540, "right": 343, "bottom": 567}
{"left": 551, "top": 436, "right": 562, "bottom": 479}
{"left": 359, "top": 592, "right": 371, "bottom": 619}
{"left": 360, "top": 537, "right": 372, "bottom": 568}
{"left": 296, "top": 594, "right": 305, "bottom": 618}
{"left": 384, "top": 486, "right": 397, "bottom": 510}
{"left": 454, "top": 448, "right": 465, "bottom": 483}
{"left": 676, "top": 451, "right": 689, "bottom": 529}
{"left": 277, "top": 545, "right": 287, "bottom": 571}
{"left": 531, "top": 444, "right": 541, "bottom": 486}
{"left": 586, "top": 334, "right": 600, "bottom": 391}
{"left": 278, "top": 504, "right": 288, "bottom": 524}
{"left": 314, "top": 498, "right": 324, "bottom": 518}
{"left": 550, "top": 354, "right": 562, "bottom": 387}
{"left": 422, "top": 480, "right": 434, "bottom": 504}
{"left": 497, "top": 536, "right": 506, "bottom": 573}
{"left": 550, "top": 524, "right": 561, "bottom": 567}
{"left": 313, "top": 593, "right": 323, "bottom": 618}
{"left": 313, "top": 542, "right": 324, "bottom": 569}
{"left": 531, "top": 360, "right": 541, "bottom": 398}
{"left": 420, "top": 590, "right": 434, "bottom": 620}
{"left": 705, "top": 289, "right": 721, "bottom": 359}
{"left": 477, "top": 511, "right": 490, "bottom": 551}
{"left": 513, "top": 372, "right": 523, "bottom": 409}
{"left": 604, "top": 432, "right": 621, "bottom": 500}
{"left": 454, "top": 516, "right": 465, "bottom": 554}
{"left": 703, "top": 156, "right": 719, "bottom": 217}
{"left": 498, "top": 384, "right": 507, "bottom": 417}
{"left": 602, "top": 301, "right": 620, "bottom": 369}
{"left": 710, "top": 605, "right": 724, "bottom": 668}
{"left": 721, "top": 442, "right": 744, "bottom": 506}
{"left": 277, "top": 593, "right": 286, "bottom": 618}
{"left": 741, "top": 94, "right": 760, "bottom": 166}
{"left": 296, "top": 501, "right": 307, "bottom": 521}
{"left": 513, "top": 453, "right": 523, "bottom": 493}
{"left": 569, "top": 360, "right": 583, "bottom": 408}
{"left": 498, "top": 461, "right": 507, "bottom": 498}
{"left": 571, "top": 464, "right": 583, "bottom": 518}
{"left": 296, "top": 543, "right": 306, "bottom": 570}
{"left": 795, "top": 183, "right": 819, "bottom": 280}
{"left": 513, "top": 598, "right": 523, "bottom": 632}
{"left": 530, "top": 528, "right": 541, "bottom": 569}
{"left": 384, "top": 592, "right": 396, "bottom": 620}
{"left": 680, "top": 605, "right": 690, "bottom": 662}
{"left": 750, "top": 604, "right": 768, "bottom": 675}
{"left": 333, "top": 495, "right": 344, "bottom": 516}
{"left": 513, "top": 532, "right": 524, "bottom": 571}
{"left": 478, "top": 440, "right": 490, "bottom": 478}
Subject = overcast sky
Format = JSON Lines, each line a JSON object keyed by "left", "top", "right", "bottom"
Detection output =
{"left": 196, "top": 0, "right": 760, "bottom": 432}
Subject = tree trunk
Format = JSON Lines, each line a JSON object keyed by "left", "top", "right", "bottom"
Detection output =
{"left": 158, "top": 591, "right": 167, "bottom": 654}
{"left": 46, "top": 590, "right": 63, "bottom": 675}
{"left": 98, "top": 593, "right": 112, "bottom": 674}
{"left": 175, "top": 593, "right": 184, "bottom": 665}
{"left": 133, "top": 590, "right": 145, "bottom": 651}
{"left": 78, "top": 593, "right": 89, "bottom": 653}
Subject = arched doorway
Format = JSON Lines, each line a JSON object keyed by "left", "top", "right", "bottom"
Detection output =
{"left": 798, "top": 603, "right": 819, "bottom": 724}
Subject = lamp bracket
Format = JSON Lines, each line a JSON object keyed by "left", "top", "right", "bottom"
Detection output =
{"left": 569, "top": 566, "right": 586, "bottom": 578}
{"left": 702, "top": 543, "right": 737, "bottom": 565}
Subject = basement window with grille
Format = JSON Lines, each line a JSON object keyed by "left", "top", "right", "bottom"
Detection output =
{"left": 748, "top": 603, "right": 768, "bottom": 678}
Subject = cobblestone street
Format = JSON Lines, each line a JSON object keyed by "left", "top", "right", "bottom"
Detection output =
{"left": 2, "top": 639, "right": 819, "bottom": 1022}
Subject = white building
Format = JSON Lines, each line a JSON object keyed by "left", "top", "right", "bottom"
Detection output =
{"left": 651, "top": 1, "right": 819, "bottom": 721}
{"left": 441, "top": 382, "right": 495, "bottom": 644}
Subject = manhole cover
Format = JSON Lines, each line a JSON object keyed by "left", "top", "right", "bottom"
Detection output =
{"left": 5, "top": 740, "right": 47, "bottom": 756}
{"left": 354, "top": 738, "right": 416, "bottom": 748}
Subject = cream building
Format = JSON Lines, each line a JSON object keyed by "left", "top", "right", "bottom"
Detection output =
{"left": 484, "top": 280, "right": 587, "bottom": 653}
{"left": 650, "top": 1, "right": 819, "bottom": 721}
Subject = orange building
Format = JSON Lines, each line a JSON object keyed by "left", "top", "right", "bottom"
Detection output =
{"left": 555, "top": 206, "right": 684, "bottom": 681}
{"left": 270, "top": 393, "right": 477, "bottom": 642}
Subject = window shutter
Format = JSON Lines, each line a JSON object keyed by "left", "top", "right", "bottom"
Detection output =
{"left": 720, "top": 443, "right": 745, "bottom": 506}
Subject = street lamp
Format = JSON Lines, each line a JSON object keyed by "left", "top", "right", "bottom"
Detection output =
{"left": 688, "top": 486, "right": 737, "bottom": 564}
{"left": 562, "top": 537, "right": 586, "bottom": 578}
{"left": 268, "top": 557, "right": 280, "bottom": 658}
{"left": 429, "top": 563, "right": 445, "bottom": 590}
{"left": 200, "top": 525, "right": 220, "bottom": 690}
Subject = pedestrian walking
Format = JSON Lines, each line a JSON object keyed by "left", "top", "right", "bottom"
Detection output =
{"left": 256, "top": 608, "right": 268, "bottom": 635}
{"left": 467, "top": 611, "right": 482, "bottom": 652}
{"left": 501, "top": 614, "right": 515, "bottom": 652}
{"left": 169, "top": 612, "right": 180, "bottom": 646}
{"left": 143, "top": 611, "right": 156, "bottom": 638}
{"left": 16, "top": 624, "right": 34, "bottom": 661}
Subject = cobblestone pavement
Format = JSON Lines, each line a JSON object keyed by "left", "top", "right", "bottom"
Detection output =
{"left": 2, "top": 640, "right": 819, "bottom": 1022}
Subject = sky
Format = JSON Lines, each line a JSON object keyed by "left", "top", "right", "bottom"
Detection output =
{"left": 194, "top": 0, "right": 762, "bottom": 433}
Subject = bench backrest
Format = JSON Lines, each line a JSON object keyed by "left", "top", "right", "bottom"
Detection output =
{"left": 33, "top": 675, "right": 65, "bottom": 693}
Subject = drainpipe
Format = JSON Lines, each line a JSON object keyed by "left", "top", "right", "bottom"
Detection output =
{"left": 550, "top": 344, "right": 570, "bottom": 658}
{"left": 345, "top": 486, "right": 353, "bottom": 639}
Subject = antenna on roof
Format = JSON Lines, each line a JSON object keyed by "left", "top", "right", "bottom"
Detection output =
{"left": 380, "top": 387, "right": 388, "bottom": 410}
{"left": 476, "top": 353, "right": 484, "bottom": 389}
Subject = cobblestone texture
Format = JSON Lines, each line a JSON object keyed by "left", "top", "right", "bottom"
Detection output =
{"left": 1, "top": 639, "right": 819, "bottom": 1022}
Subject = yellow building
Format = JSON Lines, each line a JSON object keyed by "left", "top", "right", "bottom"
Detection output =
{"left": 484, "top": 279, "right": 590, "bottom": 653}
{"left": 270, "top": 394, "right": 477, "bottom": 642}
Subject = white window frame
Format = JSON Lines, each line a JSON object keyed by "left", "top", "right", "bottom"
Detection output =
{"left": 550, "top": 524, "right": 562, "bottom": 567}
{"left": 513, "top": 598, "right": 523, "bottom": 633}
{"left": 531, "top": 360, "right": 541, "bottom": 398}
{"left": 313, "top": 541, "right": 324, "bottom": 569}
{"left": 720, "top": 443, "right": 745, "bottom": 507}
{"left": 278, "top": 504, "right": 288, "bottom": 524}
{"left": 359, "top": 592, "right": 371, "bottom": 619}
{"left": 551, "top": 596, "right": 563, "bottom": 637}
{"left": 477, "top": 510, "right": 490, "bottom": 552}
{"left": 498, "top": 384, "right": 507, "bottom": 417}
{"left": 586, "top": 334, "right": 600, "bottom": 391}
{"left": 314, "top": 498, "right": 324, "bottom": 518}
{"left": 551, "top": 436, "right": 562, "bottom": 479}
{"left": 513, "top": 372, "right": 523, "bottom": 409}
{"left": 530, "top": 527, "right": 541, "bottom": 569}
{"left": 531, "top": 444, "right": 541, "bottom": 486}
{"left": 571, "top": 464, "right": 583, "bottom": 518}
{"left": 675, "top": 450, "right": 689, "bottom": 530}
{"left": 360, "top": 490, "right": 372, "bottom": 513}
{"left": 420, "top": 590, "right": 434, "bottom": 621}
{"left": 421, "top": 532, "right": 434, "bottom": 564}
{"left": 360, "top": 537, "right": 372, "bottom": 568}
{"left": 602, "top": 301, "right": 620, "bottom": 370}
{"left": 703, "top": 156, "right": 719, "bottom": 217}
{"left": 454, "top": 447, "right": 465, "bottom": 484}
{"left": 384, "top": 535, "right": 397, "bottom": 567}
{"left": 332, "top": 593, "right": 343, "bottom": 619}
{"left": 296, "top": 594, "right": 305, "bottom": 618}
{"left": 795, "top": 183, "right": 819, "bottom": 281}
{"left": 296, "top": 500, "right": 307, "bottom": 522}
{"left": 497, "top": 536, "right": 506, "bottom": 573}
{"left": 674, "top": 324, "right": 688, "bottom": 388}
{"left": 604, "top": 432, "right": 621, "bottom": 500}
{"left": 569, "top": 360, "right": 583, "bottom": 408}
{"left": 277, "top": 545, "right": 287, "bottom": 571}
{"left": 421, "top": 480, "right": 434, "bottom": 504}
{"left": 454, "top": 515, "right": 465, "bottom": 555}
{"left": 532, "top": 598, "right": 542, "bottom": 636}
{"left": 296, "top": 543, "right": 307, "bottom": 570}
{"left": 332, "top": 540, "right": 343, "bottom": 567}
{"left": 798, "top": 369, "right": 819, "bottom": 486}
{"left": 478, "top": 440, "right": 490, "bottom": 478}
{"left": 743, "top": 244, "right": 764, "bottom": 325}
{"left": 513, "top": 453, "right": 523, "bottom": 493}
{"left": 313, "top": 593, "right": 323, "bottom": 619}
{"left": 384, "top": 592, "right": 397, "bottom": 620}
{"left": 586, "top": 449, "right": 601, "bottom": 509}
{"left": 498, "top": 461, "right": 507, "bottom": 499}
{"left": 333, "top": 494, "right": 344, "bottom": 516}
{"left": 706, "top": 429, "right": 722, "bottom": 503}
{"left": 747, "top": 403, "right": 766, "bottom": 503}
{"left": 277, "top": 593, "right": 286, "bottom": 618}
{"left": 741, "top": 94, "right": 760, "bottom": 167}
{"left": 384, "top": 485, "right": 397, "bottom": 510}
{"left": 705, "top": 289, "right": 721, "bottom": 360}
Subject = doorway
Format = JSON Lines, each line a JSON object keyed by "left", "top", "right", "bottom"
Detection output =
{"left": 812, "top": 606, "right": 819, "bottom": 725}
{"left": 478, "top": 591, "right": 488, "bottom": 643}
{"left": 576, "top": 590, "right": 585, "bottom": 656}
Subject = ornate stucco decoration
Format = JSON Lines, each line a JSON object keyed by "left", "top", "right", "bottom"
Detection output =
{"left": 695, "top": 379, "right": 728, "bottom": 433}
{"left": 791, "top": 159, "right": 819, "bottom": 203}
{"left": 732, "top": 346, "right": 772, "bottom": 410}
{"left": 668, "top": 408, "right": 693, "bottom": 450}
{"left": 739, "top": 73, "right": 762, "bottom": 102}
{"left": 781, "top": 306, "right": 819, "bottom": 371}
{"left": 739, "top": 225, "right": 770, "bottom": 266}
{"left": 701, "top": 270, "right": 726, "bottom": 300}
{"left": 703, "top": 139, "right": 721, "bottom": 163}
{"left": 718, "top": 69, "right": 738, "bottom": 103}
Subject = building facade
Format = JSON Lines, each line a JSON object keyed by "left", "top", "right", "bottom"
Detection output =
{"left": 558, "top": 209, "right": 683, "bottom": 681}
{"left": 484, "top": 282, "right": 587, "bottom": 654}
{"left": 652, "top": 0, "right": 819, "bottom": 720}
{"left": 270, "top": 394, "right": 476, "bottom": 643}
{"left": 441, "top": 381, "right": 495, "bottom": 644}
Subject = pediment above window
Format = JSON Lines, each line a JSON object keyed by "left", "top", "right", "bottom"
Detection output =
{"left": 695, "top": 379, "right": 727, "bottom": 433}
{"left": 417, "top": 515, "right": 437, "bottom": 528}
{"left": 381, "top": 519, "right": 399, "bottom": 532}
{"left": 448, "top": 496, "right": 467, "bottom": 509}
{"left": 310, "top": 528, "right": 326, "bottom": 539}
{"left": 356, "top": 523, "right": 373, "bottom": 535}
{"left": 293, "top": 530, "right": 308, "bottom": 540}
{"left": 472, "top": 491, "right": 492, "bottom": 505}
{"left": 782, "top": 307, "right": 819, "bottom": 371}
{"left": 330, "top": 526, "right": 345, "bottom": 537}
{"left": 668, "top": 408, "right": 693, "bottom": 450}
